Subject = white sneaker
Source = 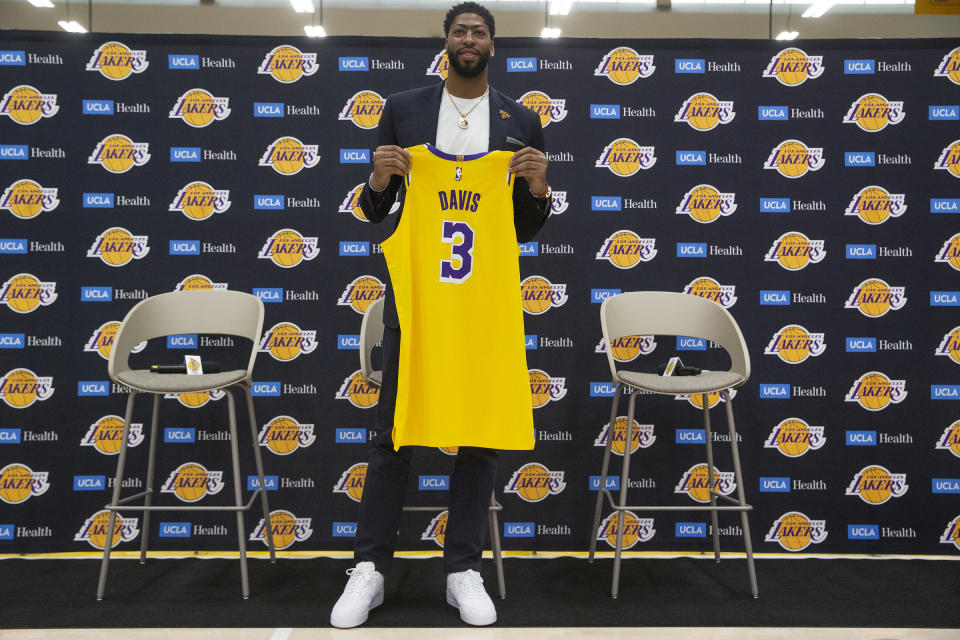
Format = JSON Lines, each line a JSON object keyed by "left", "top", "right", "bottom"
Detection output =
{"left": 330, "top": 561, "right": 384, "bottom": 628}
{"left": 446, "top": 569, "right": 497, "bottom": 626}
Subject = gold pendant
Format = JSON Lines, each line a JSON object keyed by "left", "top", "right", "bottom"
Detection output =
{"left": 458, "top": 118, "right": 469, "bottom": 129}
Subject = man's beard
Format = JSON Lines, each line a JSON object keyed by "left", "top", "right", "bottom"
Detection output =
{"left": 447, "top": 46, "right": 490, "bottom": 78}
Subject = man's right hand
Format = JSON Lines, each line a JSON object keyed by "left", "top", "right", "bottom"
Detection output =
{"left": 370, "top": 145, "right": 412, "bottom": 190}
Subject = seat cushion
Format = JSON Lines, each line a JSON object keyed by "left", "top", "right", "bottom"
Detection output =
{"left": 114, "top": 369, "right": 249, "bottom": 393}
{"left": 616, "top": 369, "right": 745, "bottom": 395}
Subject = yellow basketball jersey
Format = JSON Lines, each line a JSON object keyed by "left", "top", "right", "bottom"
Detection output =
{"left": 381, "top": 144, "right": 535, "bottom": 450}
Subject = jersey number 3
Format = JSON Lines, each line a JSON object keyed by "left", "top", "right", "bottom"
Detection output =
{"left": 440, "top": 220, "right": 474, "bottom": 284}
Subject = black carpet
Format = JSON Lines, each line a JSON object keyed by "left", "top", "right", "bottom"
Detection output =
{"left": 1, "top": 556, "right": 958, "bottom": 628}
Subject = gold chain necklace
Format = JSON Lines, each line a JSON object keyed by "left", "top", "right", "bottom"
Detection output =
{"left": 444, "top": 84, "right": 489, "bottom": 129}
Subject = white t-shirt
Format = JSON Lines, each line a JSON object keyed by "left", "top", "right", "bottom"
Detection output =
{"left": 436, "top": 89, "right": 490, "bottom": 156}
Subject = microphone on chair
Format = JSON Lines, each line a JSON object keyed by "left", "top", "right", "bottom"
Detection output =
{"left": 150, "top": 361, "right": 221, "bottom": 374}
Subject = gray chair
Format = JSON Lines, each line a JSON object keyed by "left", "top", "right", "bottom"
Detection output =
{"left": 359, "top": 296, "right": 507, "bottom": 599}
{"left": 588, "top": 291, "right": 758, "bottom": 598}
{"left": 98, "top": 290, "right": 276, "bottom": 600}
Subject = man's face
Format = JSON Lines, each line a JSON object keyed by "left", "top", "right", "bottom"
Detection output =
{"left": 445, "top": 13, "right": 494, "bottom": 79}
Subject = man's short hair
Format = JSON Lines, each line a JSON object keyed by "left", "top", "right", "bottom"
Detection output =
{"left": 444, "top": 2, "right": 495, "bottom": 39}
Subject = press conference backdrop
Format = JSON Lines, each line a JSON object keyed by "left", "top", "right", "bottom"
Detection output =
{"left": 1, "top": 32, "right": 959, "bottom": 558}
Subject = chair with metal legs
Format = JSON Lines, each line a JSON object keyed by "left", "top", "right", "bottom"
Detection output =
{"left": 97, "top": 289, "right": 276, "bottom": 600}
{"left": 588, "top": 291, "right": 758, "bottom": 599}
{"left": 359, "top": 296, "right": 507, "bottom": 599}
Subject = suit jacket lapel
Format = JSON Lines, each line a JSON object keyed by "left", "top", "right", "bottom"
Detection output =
{"left": 488, "top": 87, "right": 508, "bottom": 151}
{"left": 418, "top": 83, "right": 444, "bottom": 146}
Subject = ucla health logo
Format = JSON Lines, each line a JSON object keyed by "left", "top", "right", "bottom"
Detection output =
{"left": 594, "top": 47, "right": 655, "bottom": 85}
{"left": 595, "top": 138, "right": 656, "bottom": 176}
{"left": 335, "top": 371, "right": 380, "bottom": 409}
{"left": 683, "top": 277, "right": 737, "bottom": 308}
{"left": 763, "top": 48, "right": 824, "bottom": 86}
{"left": 258, "top": 322, "right": 317, "bottom": 361}
{"left": 764, "top": 140, "right": 824, "bottom": 178}
{"left": 674, "top": 464, "right": 736, "bottom": 503}
{"left": 517, "top": 91, "right": 568, "bottom": 128}
{"left": 936, "top": 326, "right": 960, "bottom": 364}
{"left": 764, "top": 325, "right": 825, "bottom": 363}
{"left": 674, "top": 93, "right": 735, "bottom": 131}
{"left": 934, "top": 47, "right": 960, "bottom": 85}
{"left": 87, "top": 227, "right": 149, "bottom": 267}
{"left": 175, "top": 274, "right": 228, "bottom": 291}
{"left": 845, "top": 465, "right": 908, "bottom": 504}
{"left": 337, "top": 275, "right": 385, "bottom": 314}
{"left": 339, "top": 184, "right": 369, "bottom": 222}
{"left": 250, "top": 510, "right": 313, "bottom": 550}
{"left": 258, "top": 416, "right": 316, "bottom": 455}
{"left": 764, "top": 418, "right": 825, "bottom": 457}
{"left": 676, "top": 185, "right": 736, "bottom": 223}
{"left": 0, "top": 368, "right": 54, "bottom": 409}
{"left": 764, "top": 512, "right": 827, "bottom": 551}
{"left": 338, "top": 90, "right": 385, "bottom": 129}
{"left": 520, "top": 275, "right": 568, "bottom": 315}
{"left": 765, "top": 232, "right": 825, "bottom": 271}
{"left": 168, "top": 88, "right": 231, "bottom": 127}
{"left": 594, "top": 417, "right": 655, "bottom": 456}
{"left": 844, "top": 278, "right": 906, "bottom": 317}
{"left": 0, "top": 85, "right": 59, "bottom": 124}
{"left": 845, "top": 371, "right": 907, "bottom": 411}
{"left": 1, "top": 179, "right": 58, "bottom": 220}
{"left": 596, "top": 511, "right": 655, "bottom": 549}
{"left": 85, "top": 321, "right": 146, "bottom": 360}
{"left": 88, "top": 135, "right": 150, "bottom": 173}
{"left": 0, "top": 273, "right": 57, "bottom": 313}
{"left": 529, "top": 369, "right": 567, "bottom": 409}
{"left": 86, "top": 41, "right": 148, "bottom": 80}
{"left": 937, "top": 420, "right": 960, "bottom": 458}
{"left": 80, "top": 415, "right": 144, "bottom": 455}
{"left": 504, "top": 463, "right": 566, "bottom": 502}
{"left": 169, "top": 181, "right": 231, "bottom": 221}
{"left": 0, "top": 463, "right": 49, "bottom": 503}
{"left": 935, "top": 140, "right": 960, "bottom": 178}
{"left": 259, "top": 137, "right": 319, "bottom": 175}
{"left": 258, "top": 45, "right": 317, "bottom": 83}
{"left": 595, "top": 335, "right": 657, "bottom": 362}
{"left": 844, "top": 186, "right": 905, "bottom": 225}
{"left": 936, "top": 233, "right": 960, "bottom": 271}
{"left": 161, "top": 462, "right": 224, "bottom": 502}
{"left": 333, "top": 463, "right": 367, "bottom": 502}
{"left": 258, "top": 228, "right": 318, "bottom": 268}
{"left": 842, "top": 93, "right": 904, "bottom": 132}
{"left": 426, "top": 50, "right": 449, "bottom": 79}
{"left": 595, "top": 230, "right": 656, "bottom": 269}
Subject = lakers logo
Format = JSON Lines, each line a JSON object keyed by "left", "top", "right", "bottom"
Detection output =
{"left": 80, "top": 415, "right": 145, "bottom": 455}
{"left": 259, "top": 137, "right": 320, "bottom": 175}
{"left": 164, "top": 388, "right": 225, "bottom": 409}
{"left": 335, "top": 371, "right": 380, "bottom": 409}
{"left": 764, "top": 325, "right": 825, "bottom": 363}
{"left": 426, "top": 50, "right": 450, "bottom": 79}
{"left": 764, "top": 232, "right": 825, "bottom": 271}
{"left": 333, "top": 462, "right": 367, "bottom": 502}
{"left": 674, "top": 93, "right": 735, "bottom": 131}
{"left": 175, "top": 274, "right": 228, "bottom": 291}
{"left": 74, "top": 510, "right": 139, "bottom": 549}
{"left": 517, "top": 91, "right": 568, "bottom": 128}
{"left": 504, "top": 463, "right": 566, "bottom": 502}
{"left": 764, "top": 139, "right": 824, "bottom": 178}
{"left": 258, "top": 415, "right": 316, "bottom": 455}
{"left": 674, "top": 464, "right": 736, "bottom": 503}
{"left": 764, "top": 512, "right": 827, "bottom": 551}
{"left": 87, "top": 227, "right": 150, "bottom": 267}
{"left": 257, "top": 45, "right": 317, "bottom": 83}
{"left": 258, "top": 322, "right": 317, "bottom": 361}
{"left": 169, "top": 181, "right": 231, "bottom": 221}
{"left": 339, "top": 184, "right": 369, "bottom": 222}
{"left": 763, "top": 48, "right": 824, "bottom": 86}
{"left": 845, "top": 371, "right": 907, "bottom": 411}
{"left": 0, "top": 85, "right": 58, "bottom": 125}
{"left": 1, "top": 179, "right": 59, "bottom": 219}
{"left": 677, "top": 389, "right": 737, "bottom": 410}
{"left": 337, "top": 275, "right": 385, "bottom": 314}
{"left": 161, "top": 462, "right": 224, "bottom": 503}
{"left": 168, "top": 88, "right": 230, "bottom": 127}
{"left": 595, "top": 230, "right": 656, "bottom": 269}
{"left": 250, "top": 511, "right": 313, "bottom": 549}
{"left": 551, "top": 190, "right": 569, "bottom": 215}
{"left": 940, "top": 516, "right": 960, "bottom": 551}
{"left": 596, "top": 511, "right": 655, "bottom": 549}
{"left": 520, "top": 275, "right": 568, "bottom": 314}
{"left": 338, "top": 90, "right": 385, "bottom": 129}
{"left": 842, "top": 93, "right": 904, "bottom": 132}
{"left": 529, "top": 369, "right": 567, "bottom": 409}
{"left": 764, "top": 418, "right": 825, "bottom": 457}
{"left": 935, "top": 140, "right": 960, "bottom": 179}
{"left": 845, "top": 464, "right": 908, "bottom": 504}
{"left": 595, "top": 335, "right": 657, "bottom": 362}
{"left": 258, "top": 228, "right": 319, "bottom": 268}
{"left": 844, "top": 278, "right": 906, "bottom": 317}
{"left": 936, "top": 233, "right": 960, "bottom": 271}
{"left": 86, "top": 41, "right": 148, "bottom": 80}
{"left": 683, "top": 277, "right": 737, "bottom": 308}
{"left": 844, "top": 186, "right": 905, "bottom": 225}
{"left": 936, "top": 420, "right": 960, "bottom": 458}
{"left": 421, "top": 510, "right": 449, "bottom": 547}
{"left": 936, "top": 326, "right": 960, "bottom": 364}
{"left": 0, "top": 273, "right": 57, "bottom": 313}
{"left": 594, "top": 47, "right": 655, "bottom": 85}
{"left": 0, "top": 463, "right": 50, "bottom": 504}
{"left": 934, "top": 47, "right": 960, "bottom": 85}
{"left": 595, "top": 138, "right": 656, "bottom": 176}
{"left": 0, "top": 368, "right": 53, "bottom": 409}
{"left": 88, "top": 134, "right": 150, "bottom": 173}
{"left": 676, "top": 185, "right": 736, "bottom": 223}
{"left": 84, "top": 321, "right": 146, "bottom": 360}
{"left": 594, "top": 417, "right": 655, "bottom": 456}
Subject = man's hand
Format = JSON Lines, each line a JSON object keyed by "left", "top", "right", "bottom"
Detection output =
{"left": 509, "top": 147, "right": 549, "bottom": 196}
{"left": 370, "top": 145, "right": 412, "bottom": 190}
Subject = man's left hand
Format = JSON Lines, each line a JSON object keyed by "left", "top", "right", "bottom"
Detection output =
{"left": 509, "top": 147, "right": 549, "bottom": 196}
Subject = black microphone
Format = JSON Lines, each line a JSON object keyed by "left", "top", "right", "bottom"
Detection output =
{"left": 150, "top": 361, "right": 221, "bottom": 374}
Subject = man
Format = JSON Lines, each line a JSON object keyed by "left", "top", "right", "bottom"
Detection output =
{"left": 330, "top": 1, "right": 550, "bottom": 629}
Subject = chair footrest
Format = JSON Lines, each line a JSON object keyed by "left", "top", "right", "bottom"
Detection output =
{"left": 106, "top": 489, "right": 263, "bottom": 512}
{"left": 601, "top": 488, "right": 751, "bottom": 512}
